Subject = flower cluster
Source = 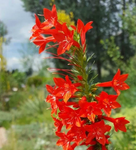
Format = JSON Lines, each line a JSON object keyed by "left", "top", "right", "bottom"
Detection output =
{"left": 30, "top": 5, "right": 130, "bottom": 150}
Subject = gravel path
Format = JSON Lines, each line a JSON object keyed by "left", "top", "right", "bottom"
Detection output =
{"left": 0, "top": 127, "right": 7, "bottom": 148}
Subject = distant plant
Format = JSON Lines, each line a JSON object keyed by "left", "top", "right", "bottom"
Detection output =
{"left": 0, "top": 94, "right": 52, "bottom": 128}
{"left": 100, "top": 36, "right": 126, "bottom": 71}
{"left": 57, "top": 10, "right": 75, "bottom": 26}
{"left": 121, "top": 3, "right": 136, "bottom": 48}
{"left": 2, "top": 123, "right": 57, "bottom": 150}
{"left": 110, "top": 106, "right": 136, "bottom": 150}
{"left": 27, "top": 76, "right": 43, "bottom": 87}
{"left": 100, "top": 3, "right": 136, "bottom": 74}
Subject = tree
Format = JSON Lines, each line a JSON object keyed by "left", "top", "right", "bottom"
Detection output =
{"left": 21, "top": 0, "right": 135, "bottom": 78}
{"left": 0, "top": 21, "right": 8, "bottom": 105}
{"left": 0, "top": 21, "right": 7, "bottom": 71}
{"left": 20, "top": 41, "right": 52, "bottom": 78}
{"left": 100, "top": 1, "right": 136, "bottom": 73}
{"left": 121, "top": 2, "right": 136, "bottom": 48}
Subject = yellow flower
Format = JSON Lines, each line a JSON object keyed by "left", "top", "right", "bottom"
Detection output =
{"left": 57, "top": 10, "right": 75, "bottom": 26}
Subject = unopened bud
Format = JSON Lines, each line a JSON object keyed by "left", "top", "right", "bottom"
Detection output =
{"left": 77, "top": 75, "right": 83, "bottom": 81}
{"left": 91, "top": 88, "right": 97, "bottom": 92}
{"left": 83, "top": 54, "right": 86, "bottom": 61}
{"left": 89, "top": 93, "right": 92, "bottom": 97}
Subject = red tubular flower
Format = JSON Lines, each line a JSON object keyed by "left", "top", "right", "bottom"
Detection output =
{"left": 30, "top": 5, "right": 60, "bottom": 54}
{"left": 76, "top": 19, "right": 93, "bottom": 50}
{"left": 43, "top": 4, "right": 58, "bottom": 27}
{"left": 102, "top": 116, "right": 130, "bottom": 132}
{"left": 67, "top": 126, "right": 86, "bottom": 145}
{"left": 87, "top": 145, "right": 108, "bottom": 150}
{"left": 77, "top": 75, "right": 83, "bottom": 81}
{"left": 53, "top": 23, "right": 80, "bottom": 55}
{"left": 68, "top": 143, "right": 77, "bottom": 150}
{"left": 85, "top": 135, "right": 110, "bottom": 150}
{"left": 30, "top": 5, "right": 81, "bottom": 55}
{"left": 87, "top": 145, "right": 95, "bottom": 150}
{"left": 29, "top": 15, "right": 41, "bottom": 40}
{"left": 102, "top": 145, "right": 108, "bottom": 150}
{"left": 56, "top": 132, "right": 74, "bottom": 150}
{"left": 80, "top": 140, "right": 97, "bottom": 149}
{"left": 95, "top": 91, "right": 121, "bottom": 116}
{"left": 53, "top": 117, "right": 63, "bottom": 132}
{"left": 46, "top": 85, "right": 63, "bottom": 114}
{"left": 96, "top": 69, "right": 129, "bottom": 95}
{"left": 33, "top": 35, "right": 56, "bottom": 54}
{"left": 31, "top": 14, "right": 56, "bottom": 38}
{"left": 30, "top": 5, "right": 57, "bottom": 39}
{"left": 71, "top": 19, "right": 93, "bottom": 52}
{"left": 59, "top": 107, "right": 81, "bottom": 129}
{"left": 84, "top": 120, "right": 111, "bottom": 145}
{"left": 46, "top": 94, "right": 58, "bottom": 114}
{"left": 113, "top": 117, "right": 130, "bottom": 132}
{"left": 53, "top": 75, "right": 81, "bottom": 103}
{"left": 79, "top": 97, "right": 102, "bottom": 122}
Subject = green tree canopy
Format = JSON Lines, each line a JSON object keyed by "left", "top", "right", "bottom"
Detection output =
{"left": 21, "top": 0, "right": 136, "bottom": 78}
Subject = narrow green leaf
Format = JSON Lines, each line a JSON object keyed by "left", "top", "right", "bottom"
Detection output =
{"left": 87, "top": 53, "right": 94, "bottom": 63}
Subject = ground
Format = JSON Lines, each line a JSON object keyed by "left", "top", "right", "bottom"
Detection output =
{"left": 0, "top": 127, "right": 7, "bottom": 148}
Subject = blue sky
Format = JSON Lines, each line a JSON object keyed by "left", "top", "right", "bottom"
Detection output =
{"left": 0, "top": 0, "right": 36, "bottom": 70}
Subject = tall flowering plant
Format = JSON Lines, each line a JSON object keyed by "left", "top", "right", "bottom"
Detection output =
{"left": 30, "top": 5, "right": 130, "bottom": 150}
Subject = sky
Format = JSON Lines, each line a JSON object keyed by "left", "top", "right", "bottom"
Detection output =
{"left": 0, "top": 0, "right": 36, "bottom": 70}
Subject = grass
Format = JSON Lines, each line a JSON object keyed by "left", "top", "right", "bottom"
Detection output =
{"left": 1, "top": 80, "right": 136, "bottom": 150}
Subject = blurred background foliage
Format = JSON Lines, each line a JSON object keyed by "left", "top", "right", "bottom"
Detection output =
{"left": 0, "top": 0, "right": 136, "bottom": 149}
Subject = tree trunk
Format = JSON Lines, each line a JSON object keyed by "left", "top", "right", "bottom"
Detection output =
{"left": 121, "top": 0, "right": 126, "bottom": 57}
{"left": 96, "top": 0, "right": 101, "bottom": 79}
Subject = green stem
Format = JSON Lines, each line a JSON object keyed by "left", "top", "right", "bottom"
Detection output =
{"left": 71, "top": 47, "right": 91, "bottom": 101}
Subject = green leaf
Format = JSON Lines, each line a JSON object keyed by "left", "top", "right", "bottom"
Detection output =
{"left": 87, "top": 53, "right": 94, "bottom": 63}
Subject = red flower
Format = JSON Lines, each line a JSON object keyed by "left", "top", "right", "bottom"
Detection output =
{"left": 46, "top": 95, "right": 58, "bottom": 114}
{"left": 77, "top": 75, "right": 83, "bottom": 81}
{"left": 96, "top": 69, "right": 129, "bottom": 95}
{"left": 101, "top": 145, "right": 108, "bottom": 150}
{"left": 71, "top": 19, "right": 93, "bottom": 48}
{"left": 53, "top": 23, "right": 80, "bottom": 55}
{"left": 84, "top": 135, "right": 110, "bottom": 150}
{"left": 46, "top": 85, "right": 63, "bottom": 114}
{"left": 43, "top": 4, "right": 57, "bottom": 28}
{"left": 53, "top": 117, "right": 63, "bottom": 132}
{"left": 30, "top": 5, "right": 58, "bottom": 51}
{"left": 80, "top": 140, "right": 97, "bottom": 148}
{"left": 77, "top": 19, "right": 93, "bottom": 46}
{"left": 33, "top": 35, "right": 56, "bottom": 53}
{"left": 30, "top": 5, "right": 81, "bottom": 55}
{"left": 113, "top": 117, "right": 130, "bottom": 132}
{"left": 87, "top": 145, "right": 108, "bottom": 150}
{"left": 84, "top": 120, "right": 111, "bottom": 145}
{"left": 53, "top": 75, "right": 81, "bottom": 103}
{"left": 59, "top": 107, "right": 81, "bottom": 129}
{"left": 79, "top": 97, "right": 102, "bottom": 122}
{"left": 56, "top": 132, "right": 76, "bottom": 150}
{"left": 67, "top": 126, "right": 86, "bottom": 144}
{"left": 102, "top": 116, "right": 130, "bottom": 132}
{"left": 95, "top": 91, "right": 121, "bottom": 116}
{"left": 29, "top": 15, "right": 41, "bottom": 40}
{"left": 31, "top": 14, "right": 56, "bottom": 36}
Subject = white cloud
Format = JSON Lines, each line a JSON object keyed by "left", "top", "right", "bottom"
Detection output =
{"left": 0, "top": 0, "right": 53, "bottom": 72}
{"left": 0, "top": 0, "right": 37, "bottom": 70}
{"left": 6, "top": 53, "right": 50, "bottom": 71}
{"left": 6, "top": 57, "right": 22, "bottom": 71}
{"left": 0, "top": 0, "right": 35, "bottom": 43}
